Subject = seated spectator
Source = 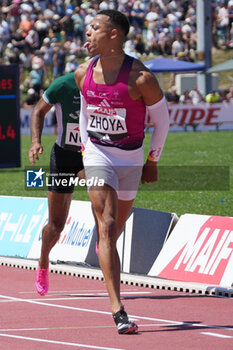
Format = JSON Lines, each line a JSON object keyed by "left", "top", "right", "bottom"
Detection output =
{"left": 29, "top": 64, "right": 43, "bottom": 94}
{"left": 166, "top": 86, "right": 180, "bottom": 105}
{"left": 179, "top": 90, "right": 192, "bottom": 104}
{"left": 172, "top": 33, "right": 185, "bottom": 57}
{"left": 205, "top": 90, "right": 220, "bottom": 103}
{"left": 189, "top": 86, "right": 204, "bottom": 104}
{"left": 4, "top": 42, "right": 14, "bottom": 63}
{"left": 22, "top": 88, "right": 40, "bottom": 108}
{"left": 226, "top": 87, "right": 233, "bottom": 102}
{"left": 65, "top": 55, "right": 78, "bottom": 73}
{"left": 11, "top": 28, "right": 25, "bottom": 51}
{"left": 218, "top": 89, "right": 228, "bottom": 103}
{"left": 25, "top": 29, "right": 39, "bottom": 50}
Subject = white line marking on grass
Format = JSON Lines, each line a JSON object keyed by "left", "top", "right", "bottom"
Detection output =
{"left": 0, "top": 333, "right": 126, "bottom": 350}
{"left": 201, "top": 332, "right": 233, "bottom": 339}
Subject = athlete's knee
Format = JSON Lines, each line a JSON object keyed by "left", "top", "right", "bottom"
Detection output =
{"left": 46, "top": 219, "right": 65, "bottom": 237}
{"left": 99, "top": 216, "right": 118, "bottom": 242}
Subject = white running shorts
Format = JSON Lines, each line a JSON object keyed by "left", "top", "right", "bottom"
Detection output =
{"left": 83, "top": 139, "right": 144, "bottom": 200}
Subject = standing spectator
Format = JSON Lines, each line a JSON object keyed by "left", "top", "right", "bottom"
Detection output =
{"left": 51, "top": 14, "right": 62, "bottom": 41}
{"left": 40, "top": 37, "right": 53, "bottom": 80}
{"left": 131, "top": 1, "right": 145, "bottom": 32}
{"left": 60, "top": 9, "right": 74, "bottom": 41}
{"left": 216, "top": 2, "right": 229, "bottom": 46}
{"left": 10, "top": 0, "right": 21, "bottom": 33}
{"left": 34, "top": 14, "right": 49, "bottom": 47}
{"left": 52, "top": 45, "right": 66, "bottom": 79}
{"left": 20, "top": 0, "right": 33, "bottom": 14}
{"left": 0, "top": 13, "right": 10, "bottom": 57}
{"left": 19, "top": 11, "right": 34, "bottom": 38}
{"left": 72, "top": 7, "right": 85, "bottom": 44}
{"left": 19, "top": 44, "right": 33, "bottom": 84}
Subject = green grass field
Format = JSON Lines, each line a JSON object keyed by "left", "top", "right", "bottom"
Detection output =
{"left": 0, "top": 131, "right": 232, "bottom": 217}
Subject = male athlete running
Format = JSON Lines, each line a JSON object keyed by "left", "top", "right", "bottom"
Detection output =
{"left": 75, "top": 10, "right": 170, "bottom": 334}
{"left": 29, "top": 72, "right": 83, "bottom": 296}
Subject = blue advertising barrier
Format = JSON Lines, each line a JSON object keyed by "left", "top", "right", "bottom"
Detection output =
{"left": 0, "top": 196, "right": 48, "bottom": 257}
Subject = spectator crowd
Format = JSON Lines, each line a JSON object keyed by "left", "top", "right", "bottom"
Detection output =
{"left": 0, "top": 0, "right": 232, "bottom": 106}
{"left": 166, "top": 85, "right": 233, "bottom": 104}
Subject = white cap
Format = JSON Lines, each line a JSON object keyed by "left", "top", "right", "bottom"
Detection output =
{"left": 28, "top": 88, "right": 35, "bottom": 94}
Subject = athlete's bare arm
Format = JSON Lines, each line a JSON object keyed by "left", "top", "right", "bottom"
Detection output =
{"left": 29, "top": 98, "right": 51, "bottom": 165}
{"left": 129, "top": 60, "right": 166, "bottom": 184}
{"left": 75, "top": 60, "right": 91, "bottom": 91}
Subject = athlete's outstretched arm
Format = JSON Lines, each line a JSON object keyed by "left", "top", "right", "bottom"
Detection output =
{"left": 137, "top": 69, "right": 170, "bottom": 183}
{"left": 29, "top": 98, "right": 51, "bottom": 165}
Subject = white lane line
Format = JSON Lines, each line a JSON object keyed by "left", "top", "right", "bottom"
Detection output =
{"left": 0, "top": 333, "right": 125, "bottom": 350}
{"left": 0, "top": 324, "right": 180, "bottom": 333}
{"left": 201, "top": 332, "right": 233, "bottom": 339}
{"left": 18, "top": 288, "right": 145, "bottom": 295}
{"left": 0, "top": 294, "right": 233, "bottom": 334}
{"left": 0, "top": 291, "right": 152, "bottom": 303}
{"left": 0, "top": 297, "right": 109, "bottom": 303}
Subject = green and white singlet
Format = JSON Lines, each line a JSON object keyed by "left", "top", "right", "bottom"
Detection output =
{"left": 42, "top": 72, "right": 81, "bottom": 152}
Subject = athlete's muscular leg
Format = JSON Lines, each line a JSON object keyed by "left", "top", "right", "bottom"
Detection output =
{"left": 89, "top": 185, "right": 134, "bottom": 314}
{"left": 117, "top": 199, "right": 134, "bottom": 238}
{"left": 39, "top": 191, "right": 72, "bottom": 269}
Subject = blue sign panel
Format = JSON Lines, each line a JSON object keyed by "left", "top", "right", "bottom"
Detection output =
{"left": 0, "top": 196, "right": 48, "bottom": 257}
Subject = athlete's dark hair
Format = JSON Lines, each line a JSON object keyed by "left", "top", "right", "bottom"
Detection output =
{"left": 97, "top": 10, "right": 130, "bottom": 37}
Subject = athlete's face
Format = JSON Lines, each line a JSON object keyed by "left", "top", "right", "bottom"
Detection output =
{"left": 85, "top": 15, "right": 115, "bottom": 55}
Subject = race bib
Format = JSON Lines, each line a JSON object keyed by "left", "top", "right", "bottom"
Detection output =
{"left": 87, "top": 105, "right": 128, "bottom": 141}
{"left": 65, "top": 123, "right": 81, "bottom": 150}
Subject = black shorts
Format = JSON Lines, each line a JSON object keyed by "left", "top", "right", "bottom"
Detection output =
{"left": 48, "top": 143, "right": 84, "bottom": 193}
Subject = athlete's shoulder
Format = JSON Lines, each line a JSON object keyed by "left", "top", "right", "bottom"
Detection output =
{"left": 75, "top": 56, "right": 97, "bottom": 90}
{"left": 130, "top": 57, "right": 163, "bottom": 104}
{"left": 131, "top": 57, "right": 154, "bottom": 81}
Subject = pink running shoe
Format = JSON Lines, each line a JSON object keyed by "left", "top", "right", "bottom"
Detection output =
{"left": 35, "top": 266, "right": 49, "bottom": 296}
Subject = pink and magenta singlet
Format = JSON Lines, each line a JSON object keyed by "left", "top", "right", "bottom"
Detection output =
{"left": 82, "top": 54, "right": 146, "bottom": 150}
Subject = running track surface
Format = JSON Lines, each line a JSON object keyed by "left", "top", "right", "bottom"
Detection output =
{"left": 0, "top": 265, "right": 232, "bottom": 350}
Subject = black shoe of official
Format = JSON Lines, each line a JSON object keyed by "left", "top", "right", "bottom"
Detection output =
{"left": 113, "top": 307, "right": 138, "bottom": 334}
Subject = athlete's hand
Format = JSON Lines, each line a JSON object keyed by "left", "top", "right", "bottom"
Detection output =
{"left": 29, "top": 142, "right": 43, "bottom": 165}
{"left": 141, "top": 159, "right": 158, "bottom": 184}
